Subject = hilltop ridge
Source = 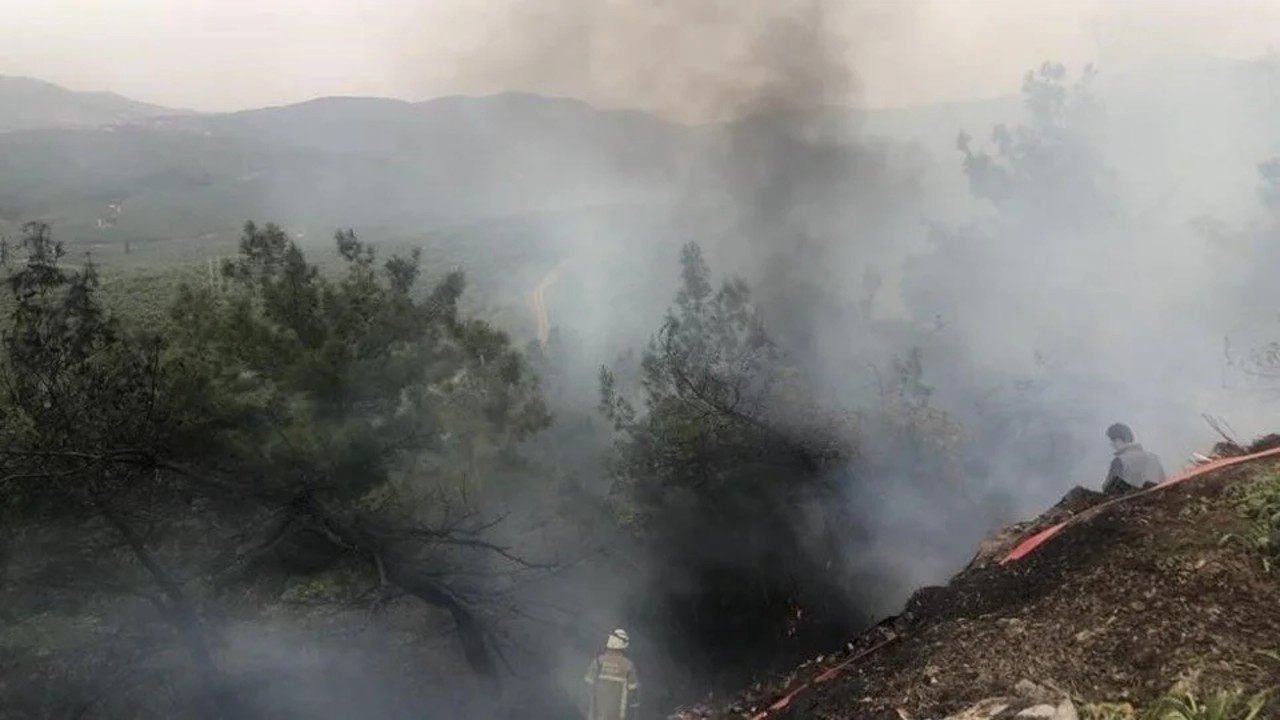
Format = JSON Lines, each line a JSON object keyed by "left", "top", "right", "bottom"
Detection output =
{"left": 0, "top": 76, "right": 180, "bottom": 132}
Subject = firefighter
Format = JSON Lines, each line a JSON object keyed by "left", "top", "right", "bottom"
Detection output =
{"left": 583, "top": 628, "right": 640, "bottom": 720}
{"left": 1103, "top": 422, "right": 1166, "bottom": 494}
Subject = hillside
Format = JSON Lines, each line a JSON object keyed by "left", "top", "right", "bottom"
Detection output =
{"left": 7, "top": 50, "right": 1280, "bottom": 720}
{"left": 0, "top": 92, "right": 699, "bottom": 257}
{"left": 0, "top": 76, "right": 179, "bottom": 132}
{"left": 3, "top": 54, "right": 1278, "bottom": 266}
{"left": 675, "top": 437, "right": 1280, "bottom": 719}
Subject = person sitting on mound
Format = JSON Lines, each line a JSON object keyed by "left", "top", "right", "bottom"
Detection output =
{"left": 1103, "top": 422, "right": 1167, "bottom": 494}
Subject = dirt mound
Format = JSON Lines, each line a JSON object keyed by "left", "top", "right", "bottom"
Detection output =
{"left": 674, "top": 455, "right": 1280, "bottom": 719}
{"left": 1248, "top": 433, "right": 1280, "bottom": 453}
{"left": 1209, "top": 433, "right": 1280, "bottom": 459}
{"left": 959, "top": 486, "right": 1110, "bottom": 575}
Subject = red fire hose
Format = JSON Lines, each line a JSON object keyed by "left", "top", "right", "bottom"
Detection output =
{"left": 1002, "top": 444, "right": 1280, "bottom": 564}
{"left": 745, "top": 635, "right": 899, "bottom": 720}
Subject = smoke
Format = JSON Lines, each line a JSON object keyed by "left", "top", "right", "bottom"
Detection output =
{"left": 408, "top": 0, "right": 911, "bottom": 123}
{"left": 397, "top": 1, "right": 944, "bottom": 708}
{"left": 429, "top": 3, "right": 1044, "bottom": 695}
{"left": 14, "top": 2, "right": 1280, "bottom": 719}
{"left": 500, "top": 3, "right": 1280, "bottom": 667}
{"left": 438, "top": 3, "right": 994, "bottom": 710}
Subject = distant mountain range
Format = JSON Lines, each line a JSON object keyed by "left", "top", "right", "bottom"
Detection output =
{"left": 0, "top": 76, "right": 182, "bottom": 132}
{"left": 0, "top": 80, "right": 704, "bottom": 247}
{"left": 1, "top": 55, "right": 1278, "bottom": 268}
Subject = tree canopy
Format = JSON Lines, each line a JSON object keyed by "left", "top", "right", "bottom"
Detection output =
{"left": 0, "top": 221, "right": 552, "bottom": 718}
{"left": 600, "top": 241, "right": 859, "bottom": 687}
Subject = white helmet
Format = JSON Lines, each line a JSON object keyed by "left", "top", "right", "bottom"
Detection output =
{"left": 605, "top": 628, "right": 630, "bottom": 650}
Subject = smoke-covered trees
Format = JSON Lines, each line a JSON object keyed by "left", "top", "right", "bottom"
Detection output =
{"left": 166, "top": 222, "right": 549, "bottom": 502}
{"left": 600, "top": 243, "right": 844, "bottom": 510}
{"left": 908, "top": 62, "right": 1117, "bottom": 339}
{"left": 1200, "top": 158, "right": 1280, "bottom": 382}
{"left": 599, "top": 242, "right": 859, "bottom": 687}
{"left": 0, "top": 221, "right": 552, "bottom": 718}
{"left": 897, "top": 63, "right": 1120, "bottom": 504}
{"left": 957, "top": 62, "right": 1112, "bottom": 227}
{"left": 0, "top": 221, "right": 238, "bottom": 718}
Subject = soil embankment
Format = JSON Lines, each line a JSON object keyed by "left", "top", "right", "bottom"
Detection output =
{"left": 674, "top": 438, "right": 1280, "bottom": 718}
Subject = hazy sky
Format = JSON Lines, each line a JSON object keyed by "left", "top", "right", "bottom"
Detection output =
{"left": 1, "top": 0, "right": 1278, "bottom": 118}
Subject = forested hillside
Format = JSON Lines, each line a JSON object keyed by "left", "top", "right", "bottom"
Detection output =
{"left": 4, "top": 49, "right": 1280, "bottom": 720}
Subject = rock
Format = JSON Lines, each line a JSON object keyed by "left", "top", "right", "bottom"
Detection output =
{"left": 1016, "top": 701, "right": 1076, "bottom": 719}
{"left": 944, "top": 698, "right": 1010, "bottom": 719}
{"left": 997, "top": 618, "right": 1027, "bottom": 633}
{"left": 942, "top": 693, "right": 1076, "bottom": 720}
{"left": 1013, "top": 680, "right": 1054, "bottom": 703}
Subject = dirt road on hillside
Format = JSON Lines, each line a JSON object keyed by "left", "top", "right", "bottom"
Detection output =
{"left": 530, "top": 259, "right": 570, "bottom": 346}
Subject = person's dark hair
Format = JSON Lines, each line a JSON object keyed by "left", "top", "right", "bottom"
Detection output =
{"left": 1106, "top": 423, "right": 1134, "bottom": 443}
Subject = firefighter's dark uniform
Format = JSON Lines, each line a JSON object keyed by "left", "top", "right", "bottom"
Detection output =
{"left": 583, "top": 648, "right": 640, "bottom": 720}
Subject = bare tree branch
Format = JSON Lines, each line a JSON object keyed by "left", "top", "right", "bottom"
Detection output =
{"left": 0, "top": 446, "right": 558, "bottom": 682}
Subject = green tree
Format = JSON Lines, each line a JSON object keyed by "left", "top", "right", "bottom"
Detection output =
{"left": 956, "top": 61, "right": 1111, "bottom": 226}
{"left": 600, "top": 242, "right": 857, "bottom": 687}
{"left": 901, "top": 62, "right": 1117, "bottom": 502}
{"left": 0, "top": 221, "right": 235, "bottom": 718}
{"left": 0, "top": 221, "right": 553, "bottom": 718}
{"left": 1203, "top": 158, "right": 1280, "bottom": 383}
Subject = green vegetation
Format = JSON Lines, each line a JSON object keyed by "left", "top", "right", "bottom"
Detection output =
{"left": 7, "top": 58, "right": 1280, "bottom": 719}
{"left": 0, "top": 220, "right": 552, "bottom": 717}
{"left": 0, "top": 218, "right": 967, "bottom": 716}
{"left": 595, "top": 242, "right": 961, "bottom": 681}
{"left": 1223, "top": 469, "right": 1280, "bottom": 571}
{"left": 1146, "top": 690, "right": 1270, "bottom": 720}
{"left": 1084, "top": 689, "right": 1271, "bottom": 720}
